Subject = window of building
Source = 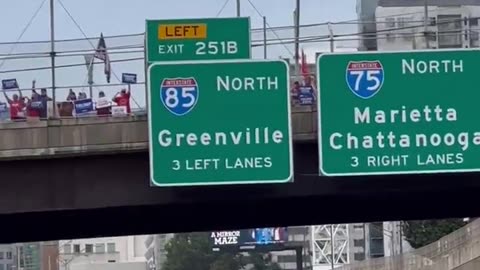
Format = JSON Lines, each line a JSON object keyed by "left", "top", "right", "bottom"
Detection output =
{"left": 0, "top": 252, "right": 4, "bottom": 260}
{"left": 426, "top": 31, "right": 437, "bottom": 42}
{"left": 63, "top": 244, "right": 72, "bottom": 254}
{"left": 107, "top": 243, "right": 116, "bottom": 253}
{"left": 95, "top": 243, "right": 105, "bottom": 253}
{"left": 438, "top": 14, "right": 462, "bottom": 48}
{"left": 470, "top": 18, "right": 479, "bottom": 26}
{"left": 370, "top": 238, "right": 385, "bottom": 256}
{"left": 470, "top": 31, "right": 479, "bottom": 47}
{"left": 353, "top": 225, "right": 364, "bottom": 230}
{"left": 385, "top": 17, "right": 395, "bottom": 28}
{"left": 429, "top": 17, "right": 437, "bottom": 26}
{"left": 5, "top": 253, "right": 11, "bottom": 260}
{"left": 85, "top": 244, "right": 93, "bottom": 253}
{"left": 354, "top": 252, "right": 365, "bottom": 261}
{"left": 0, "top": 264, "right": 4, "bottom": 270}
{"left": 73, "top": 244, "right": 81, "bottom": 253}
{"left": 354, "top": 239, "right": 365, "bottom": 247}
{"left": 18, "top": 247, "right": 24, "bottom": 267}
{"left": 5, "top": 265, "right": 11, "bottom": 270}
{"left": 397, "top": 17, "right": 406, "bottom": 28}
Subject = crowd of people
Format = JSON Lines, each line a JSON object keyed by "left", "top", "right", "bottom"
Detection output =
{"left": 1, "top": 80, "right": 132, "bottom": 121}
{"left": 290, "top": 75, "right": 317, "bottom": 106}
{"left": 0, "top": 75, "right": 313, "bottom": 122}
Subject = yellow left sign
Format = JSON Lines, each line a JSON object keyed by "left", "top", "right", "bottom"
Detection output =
{"left": 158, "top": 24, "right": 207, "bottom": 40}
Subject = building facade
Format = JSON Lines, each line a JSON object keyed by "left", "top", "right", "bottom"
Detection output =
{"left": 271, "top": 226, "right": 311, "bottom": 270}
{"left": 356, "top": 0, "right": 380, "bottom": 51}
{"left": 59, "top": 236, "right": 147, "bottom": 270}
{"left": 0, "top": 242, "right": 59, "bottom": 270}
{"left": 382, "top": 221, "right": 413, "bottom": 257}
{"left": 376, "top": 0, "right": 480, "bottom": 51}
{"left": 0, "top": 245, "right": 15, "bottom": 270}
{"left": 144, "top": 234, "right": 173, "bottom": 270}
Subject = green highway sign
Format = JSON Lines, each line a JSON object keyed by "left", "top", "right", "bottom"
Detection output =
{"left": 148, "top": 60, "right": 293, "bottom": 186}
{"left": 146, "top": 17, "right": 251, "bottom": 62}
{"left": 318, "top": 49, "right": 480, "bottom": 176}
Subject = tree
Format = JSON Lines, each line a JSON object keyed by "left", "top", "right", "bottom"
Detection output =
{"left": 162, "top": 233, "right": 280, "bottom": 270}
{"left": 402, "top": 219, "right": 468, "bottom": 249}
{"left": 248, "top": 252, "right": 282, "bottom": 270}
{"left": 162, "top": 232, "right": 244, "bottom": 270}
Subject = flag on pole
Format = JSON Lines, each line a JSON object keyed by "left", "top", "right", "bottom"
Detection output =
{"left": 94, "top": 33, "right": 111, "bottom": 83}
{"left": 83, "top": 54, "right": 94, "bottom": 85}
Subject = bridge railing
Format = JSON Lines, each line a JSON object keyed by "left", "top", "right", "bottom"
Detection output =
{"left": 337, "top": 219, "right": 480, "bottom": 270}
{"left": 0, "top": 21, "right": 344, "bottom": 125}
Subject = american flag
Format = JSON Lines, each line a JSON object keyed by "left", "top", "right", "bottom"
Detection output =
{"left": 95, "top": 33, "right": 111, "bottom": 83}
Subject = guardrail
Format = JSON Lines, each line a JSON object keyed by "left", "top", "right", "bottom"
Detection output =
{"left": 337, "top": 219, "right": 480, "bottom": 270}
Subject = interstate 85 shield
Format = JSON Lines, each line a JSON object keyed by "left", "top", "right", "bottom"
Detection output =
{"left": 345, "top": 61, "right": 384, "bottom": 99}
{"left": 160, "top": 77, "right": 199, "bottom": 116}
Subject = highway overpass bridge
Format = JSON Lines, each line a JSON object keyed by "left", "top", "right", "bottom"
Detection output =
{"left": 1, "top": 105, "right": 480, "bottom": 244}
{"left": 0, "top": 106, "right": 316, "bottom": 160}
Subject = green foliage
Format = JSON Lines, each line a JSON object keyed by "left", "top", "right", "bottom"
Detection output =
{"left": 248, "top": 252, "right": 282, "bottom": 270}
{"left": 402, "top": 219, "right": 468, "bottom": 249}
{"left": 162, "top": 233, "right": 281, "bottom": 270}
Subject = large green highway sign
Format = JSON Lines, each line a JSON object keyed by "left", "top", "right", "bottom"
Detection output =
{"left": 148, "top": 60, "right": 293, "bottom": 186}
{"left": 146, "top": 17, "right": 251, "bottom": 62}
{"left": 318, "top": 49, "right": 480, "bottom": 176}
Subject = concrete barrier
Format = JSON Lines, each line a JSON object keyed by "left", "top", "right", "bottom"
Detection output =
{"left": 336, "top": 219, "right": 480, "bottom": 270}
{"left": 0, "top": 106, "right": 317, "bottom": 160}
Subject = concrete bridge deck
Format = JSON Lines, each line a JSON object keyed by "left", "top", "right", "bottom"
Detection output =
{"left": 0, "top": 105, "right": 317, "bottom": 160}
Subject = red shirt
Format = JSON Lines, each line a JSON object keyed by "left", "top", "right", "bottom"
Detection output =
{"left": 113, "top": 93, "right": 131, "bottom": 113}
{"left": 9, "top": 100, "right": 25, "bottom": 119}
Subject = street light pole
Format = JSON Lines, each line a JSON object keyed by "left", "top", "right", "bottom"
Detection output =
{"left": 236, "top": 0, "right": 240, "bottom": 17}
{"left": 294, "top": 0, "right": 300, "bottom": 77}
{"left": 424, "top": 0, "right": 430, "bottom": 49}
{"left": 50, "top": 0, "right": 57, "bottom": 118}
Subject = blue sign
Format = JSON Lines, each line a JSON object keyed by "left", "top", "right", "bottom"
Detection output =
{"left": 160, "top": 77, "right": 199, "bottom": 116}
{"left": 30, "top": 101, "right": 43, "bottom": 110}
{"left": 298, "top": 86, "right": 315, "bottom": 105}
{"left": 74, "top": 98, "right": 94, "bottom": 114}
{"left": 346, "top": 61, "right": 384, "bottom": 99}
{"left": 0, "top": 102, "right": 8, "bottom": 121}
{"left": 122, "top": 73, "right": 137, "bottom": 84}
{"left": 2, "top": 79, "right": 19, "bottom": 90}
{"left": 0, "top": 102, "right": 7, "bottom": 113}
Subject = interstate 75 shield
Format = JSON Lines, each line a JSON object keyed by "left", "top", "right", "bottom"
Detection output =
{"left": 160, "top": 77, "right": 199, "bottom": 116}
{"left": 345, "top": 61, "right": 384, "bottom": 99}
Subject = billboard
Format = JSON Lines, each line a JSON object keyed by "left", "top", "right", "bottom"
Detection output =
{"left": 210, "top": 228, "right": 288, "bottom": 251}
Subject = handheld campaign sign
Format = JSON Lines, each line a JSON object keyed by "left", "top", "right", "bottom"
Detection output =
{"left": 74, "top": 99, "right": 94, "bottom": 115}
{"left": 122, "top": 73, "right": 137, "bottom": 84}
{"left": 2, "top": 79, "right": 19, "bottom": 90}
{"left": 298, "top": 85, "right": 315, "bottom": 105}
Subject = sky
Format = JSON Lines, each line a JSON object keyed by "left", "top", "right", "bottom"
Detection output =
{"left": 0, "top": 0, "right": 357, "bottom": 41}
{"left": 0, "top": 0, "right": 357, "bottom": 107}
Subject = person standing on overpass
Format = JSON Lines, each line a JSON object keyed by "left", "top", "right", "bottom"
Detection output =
{"left": 3, "top": 85, "right": 25, "bottom": 121}
{"left": 112, "top": 88, "right": 131, "bottom": 114}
